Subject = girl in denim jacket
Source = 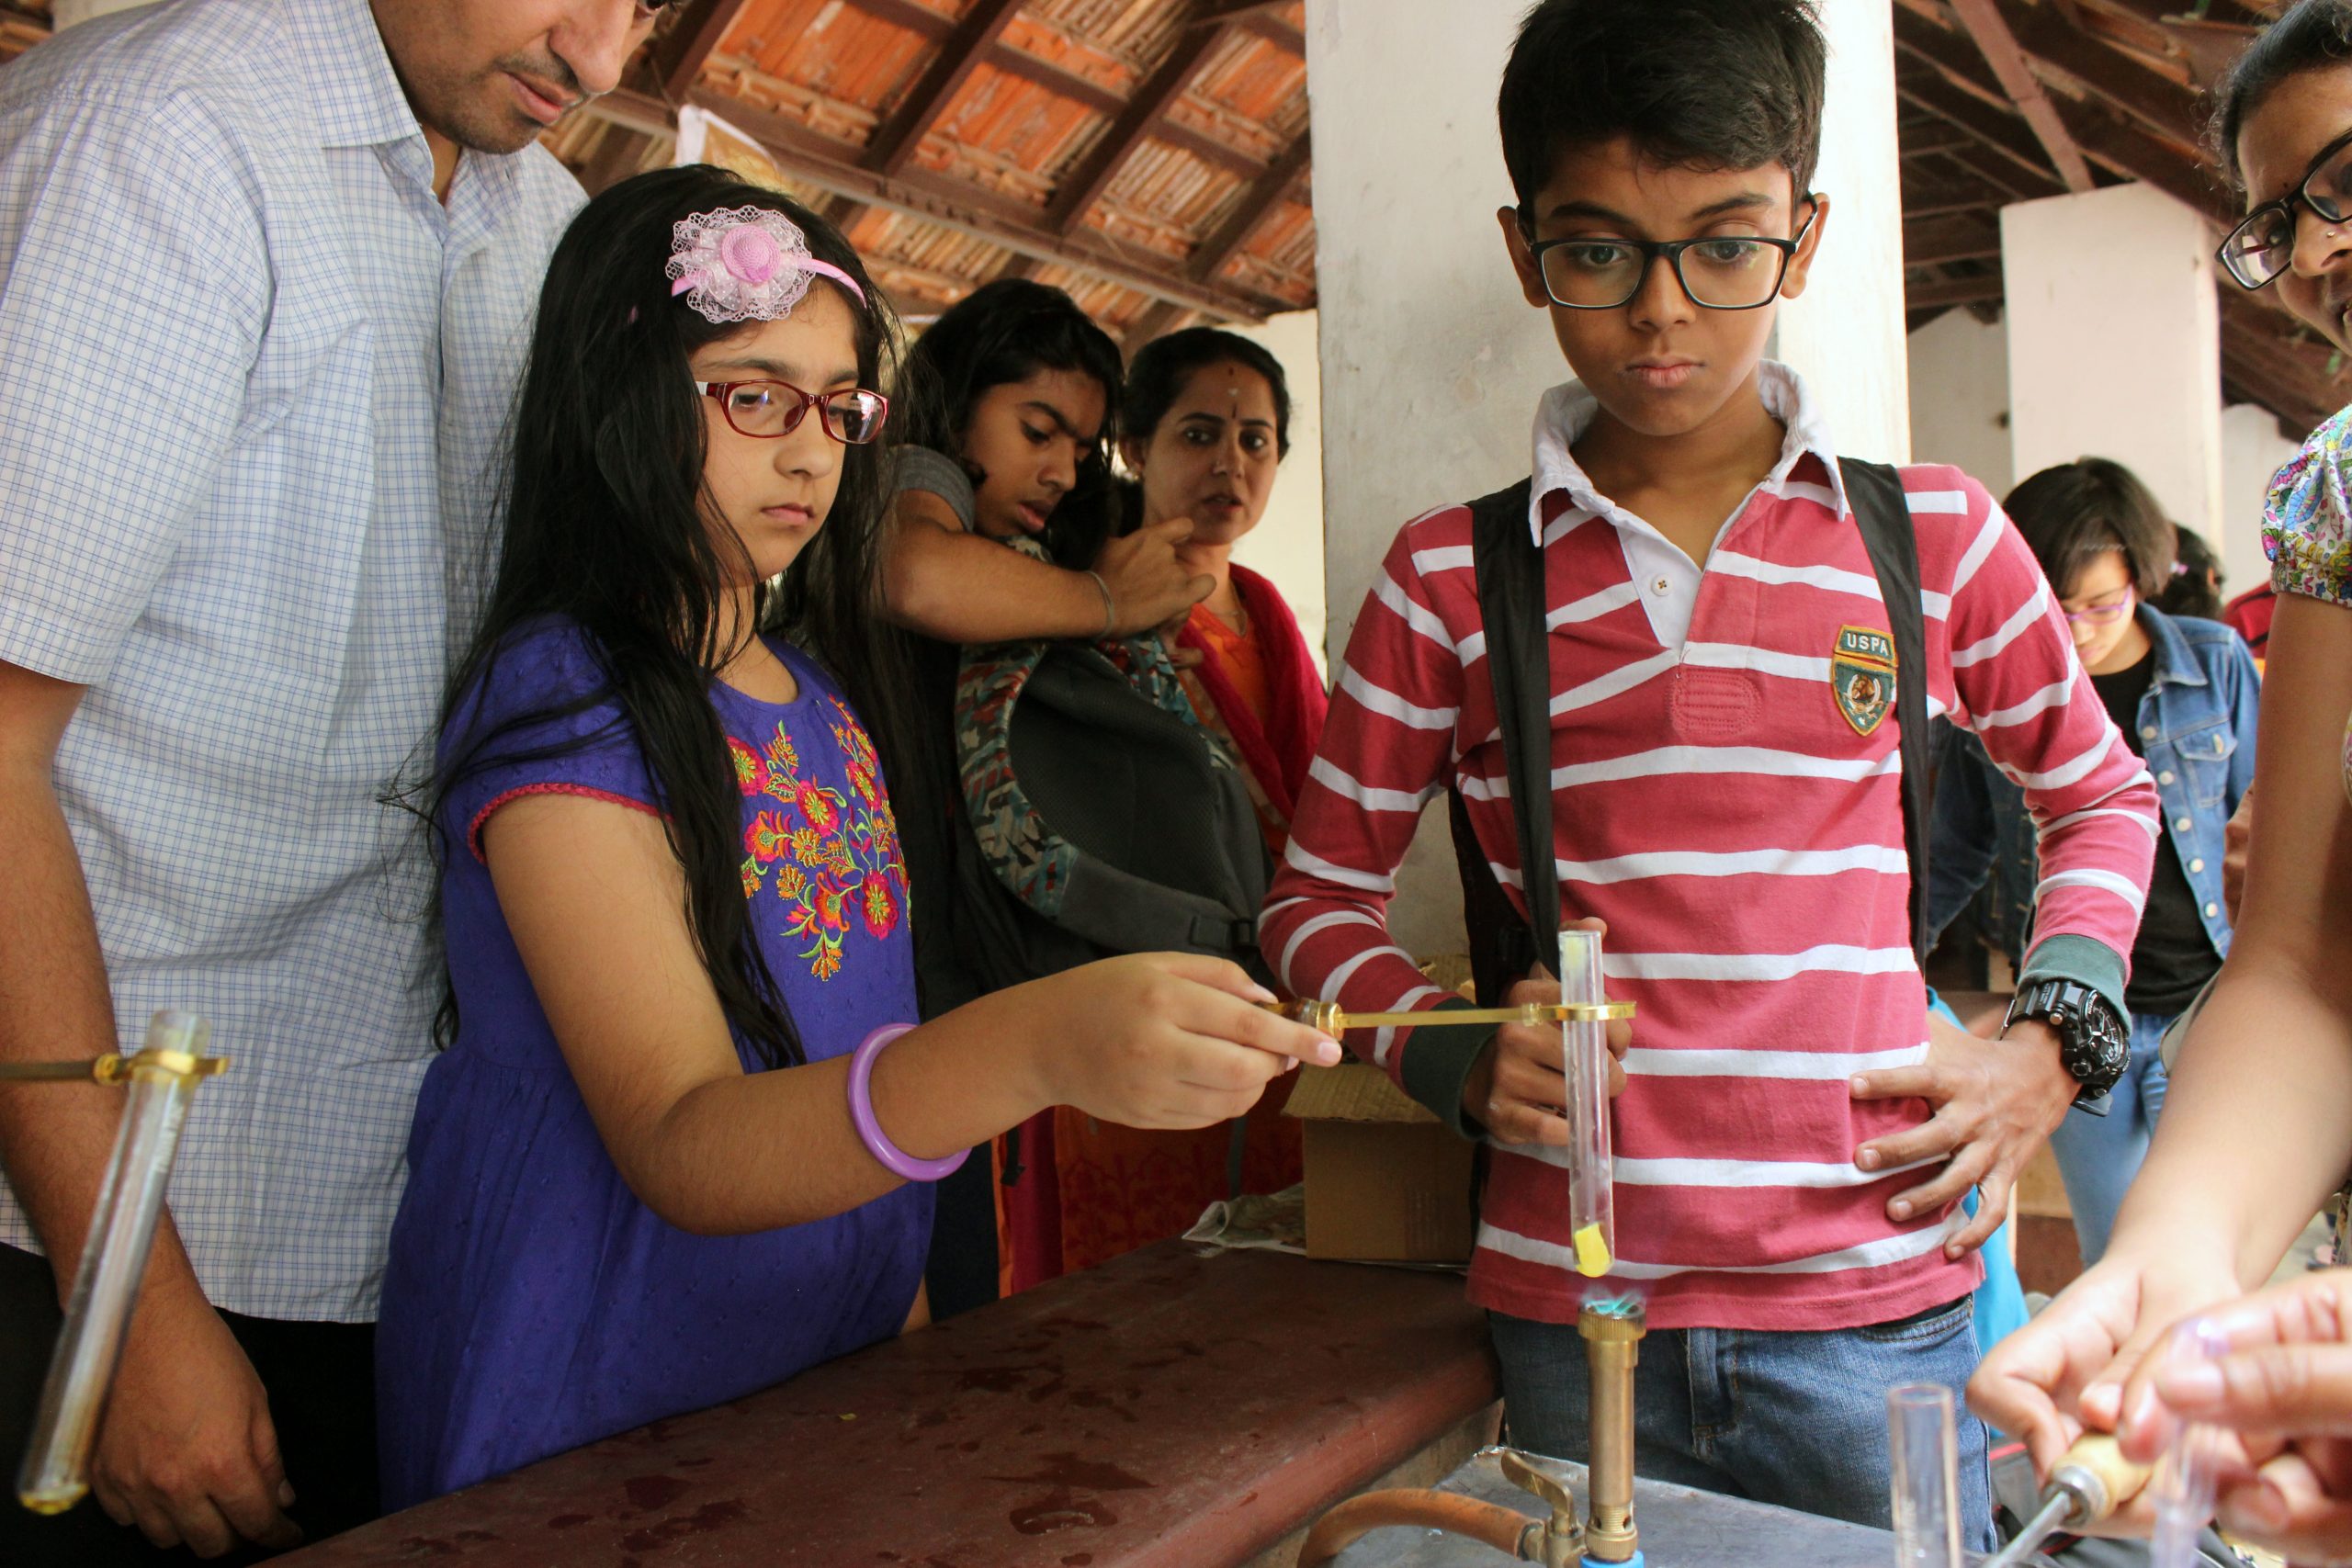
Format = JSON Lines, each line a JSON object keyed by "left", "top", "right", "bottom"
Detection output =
{"left": 1926, "top": 458, "right": 2257, "bottom": 1264}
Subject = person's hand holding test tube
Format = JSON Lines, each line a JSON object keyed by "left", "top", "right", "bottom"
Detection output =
{"left": 1459, "top": 917, "right": 1631, "bottom": 1184}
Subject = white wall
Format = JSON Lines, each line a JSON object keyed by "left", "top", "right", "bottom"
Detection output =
{"left": 2220, "top": 403, "right": 2302, "bottom": 599}
{"left": 2003, "top": 183, "right": 2224, "bottom": 542}
{"left": 1772, "top": 0, "right": 1908, "bottom": 462}
{"left": 1225, "top": 310, "right": 1328, "bottom": 679}
{"left": 1305, "top": 0, "right": 1564, "bottom": 962}
{"left": 1907, "top": 308, "right": 2012, "bottom": 499}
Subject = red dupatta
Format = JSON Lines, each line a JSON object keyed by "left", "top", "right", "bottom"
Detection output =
{"left": 1174, "top": 564, "right": 1329, "bottom": 829}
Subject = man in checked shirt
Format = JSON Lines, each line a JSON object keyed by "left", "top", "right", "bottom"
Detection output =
{"left": 1262, "top": 0, "right": 2159, "bottom": 1548}
{"left": 0, "top": 1, "right": 669, "bottom": 1561}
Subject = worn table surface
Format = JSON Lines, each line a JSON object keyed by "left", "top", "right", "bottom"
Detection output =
{"left": 281, "top": 1242, "right": 1497, "bottom": 1567}
{"left": 1327, "top": 1450, "right": 1913, "bottom": 1567}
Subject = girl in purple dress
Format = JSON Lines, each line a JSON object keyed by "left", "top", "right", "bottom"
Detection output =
{"left": 374, "top": 167, "right": 1335, "bottom": 1507}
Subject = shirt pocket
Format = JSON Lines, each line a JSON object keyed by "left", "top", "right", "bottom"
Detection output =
{"left": 2165, "top": 719, "right": 2237, "bottom": 808}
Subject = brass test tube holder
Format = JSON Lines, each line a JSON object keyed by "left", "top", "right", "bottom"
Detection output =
{"left": 1579, "top": 1297, "right": 1645, "bottom": 1565}
{"left": 0, "top": 1024, "right": 229, "bottom": 1515}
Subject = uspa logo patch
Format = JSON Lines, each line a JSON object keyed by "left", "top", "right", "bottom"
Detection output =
{"left": 1831, "top": 626, "right": 1896, "bottom": 737}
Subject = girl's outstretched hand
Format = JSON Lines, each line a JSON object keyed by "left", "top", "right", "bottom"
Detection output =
{"left": 2120, "top": 1268, "right": 2352, "bottom": 1563}
{"left": 1026, "top": 953, "right": 1339, "bottom": 1131}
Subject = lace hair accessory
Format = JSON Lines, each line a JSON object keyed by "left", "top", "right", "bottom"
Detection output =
{"left": 667, "top": 205, "right": 866, "bottom": 324}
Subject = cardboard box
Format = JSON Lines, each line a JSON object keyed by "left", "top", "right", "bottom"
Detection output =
{"left": 1283, "top": 1062, "right": 1476, "bottom": 1263}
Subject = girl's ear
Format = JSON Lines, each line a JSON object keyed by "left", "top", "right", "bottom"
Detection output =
{"left": 1118, "top": 434, "right": 1148, "bottom": 476}
{"left": 1780, "top": 192, "right": 1831, "bottom": 302}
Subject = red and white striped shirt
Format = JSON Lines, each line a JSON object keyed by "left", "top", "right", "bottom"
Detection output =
{"left": 1263, "top": 368, "right": 2159, "bottom": 1331}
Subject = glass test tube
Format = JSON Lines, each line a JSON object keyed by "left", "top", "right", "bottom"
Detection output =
{"left": 1886, "top": 1382, "right": 1962, "bottom": 1568}
{"left": 17, "top": 1012, "right": 213, "bottom": 1514}
{"left": 1559, "top": 928, "right": 1614, "bottom": 1278}
{"left": 2150, "top": 1318, "right": 2229, "bottom": 1568}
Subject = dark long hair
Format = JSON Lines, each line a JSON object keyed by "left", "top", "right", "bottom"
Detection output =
{"left": 435, "top": 165, "right": 910, "bottom": 1068}
{"left": 895, "top": 277, "right": 1125, "bottom": 568}
{"left": 2213, "top": 0, "right": 2352, "bottom": 189}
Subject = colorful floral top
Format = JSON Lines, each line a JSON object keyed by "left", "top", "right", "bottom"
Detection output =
{"left": 2264, "top": 403, "right": 2352, "bottom": 803}
{"left": 2266, "top": 403, "right": 2352, "bottom": 606}
{"left": 378, "top": 617, "right": 926, "bottom": 1508}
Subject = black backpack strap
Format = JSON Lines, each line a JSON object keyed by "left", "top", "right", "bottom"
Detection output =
{"left": 1451, "top": 479, "right": 1553, "bottom": 1002}
{"left": 1839, "top": 457, "right": 1933, "bottom": 965}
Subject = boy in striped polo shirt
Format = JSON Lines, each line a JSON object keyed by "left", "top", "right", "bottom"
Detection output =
{"left": 1261, "top": 0, "right": 2158, "bottom": 1540}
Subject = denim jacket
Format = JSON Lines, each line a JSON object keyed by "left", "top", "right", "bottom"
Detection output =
{"left": 1926, "top": 607, "right": 2259, "bottom": 975}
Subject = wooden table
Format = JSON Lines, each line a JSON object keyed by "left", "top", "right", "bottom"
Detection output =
{"left": 281, "top": 1242, "right": 1498, "bottom": 1567}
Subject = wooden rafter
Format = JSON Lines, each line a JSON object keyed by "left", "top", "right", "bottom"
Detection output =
{"left": 1123, "top": 299, "right": 1188, "bottom": 352}
{"left": 585, "top": 86, "right": 1272, "bottom": 319}
{"left": 651, "top": 0, "right": 752, "bottom": 101}
{"left": 1186, "top": 130, "right": 1307, "bottom": 283}
{"left": 1187, "top": 0, "right": 1304, "bottom": 53}
{"left": 1046, "top": 14, "right": 1233, "bottom": 236}
{"left": 1896, "top": 66, "right": 2068, "bottom": 190}
{"left": 863, "top": 0, "right": 1023, "bottom": 179}
{"left": 1947, "top": 0, "right": 2096, "bottom": 190}
{"left": 1908, "top": 271, "right": 2007, "bottom": 310}
{"left": 1905, "top": 211, "right": 2004, "bottom": 268}
{"left": 837, "top": 0, "right": 1262, "bottom": 181}
{"left": 1988, "top": 0, "right": 2201, "bottom": 144}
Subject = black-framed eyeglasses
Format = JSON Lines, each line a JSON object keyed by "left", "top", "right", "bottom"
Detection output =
{"left": 1519, "top": 200, "right": 1820, "bottom": 310}
{"left": 2219, "top": 127, "right": 2352, "bottom": 290}
{"left": 696, "top": 379, "right": 889, "bottom": 444}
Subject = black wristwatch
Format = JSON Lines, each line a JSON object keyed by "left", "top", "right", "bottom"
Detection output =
{"left": 2004, "top": 979, "right": 2130, "bottom": 1102}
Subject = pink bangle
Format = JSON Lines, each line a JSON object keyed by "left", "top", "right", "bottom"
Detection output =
{"left": 847, "top": 1024, "right": 969, "bottom": 1182}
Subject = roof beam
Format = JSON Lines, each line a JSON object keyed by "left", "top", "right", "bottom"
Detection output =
{"left": 651, "top": 0, "right": 752, "bottom": 100}
{"left": 1906, "top": 271, "right": 2006, "bottom": 310}
{"left": 1945, "top": 0, "right": 2095, "bottom": 190}
{"left": 1185, "top": 130, "right": 1307, "bottom": 283}
{"left": 1988, "top": 0, "right": 2202, "bottom": 144}
{"left": 584, "top": 87, "right": 1269, "bottom": 320}
{"left": 837, "top": 0, "right": 1265, "bottom": 177}
{"left": 863, "top": 0, "right": 1023, "bottom": 178}
{"left": 2047, "top": 92, "right": 2232, "bottom": 223}
{"left": 1046, "top": 16, "right": 1233, "bottom": 235}
{"left": 1895, "top": 66, "right": 2068, "bottom": 190}
{"left": 1188, "top": 0, "right": 1304, "bottom": 53}
{"left": 1904, "top": 211, "right": 2004, "bottom": 267}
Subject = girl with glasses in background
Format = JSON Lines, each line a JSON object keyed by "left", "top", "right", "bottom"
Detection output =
{"left": 1925, "top": 457, "right": 2258, "bottom": 1266}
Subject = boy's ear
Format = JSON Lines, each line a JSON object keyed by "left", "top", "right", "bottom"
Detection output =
{"left": 1778, "top": 193, "right": 1832, "bottom": 302}
{"left": 1496, "top": 205, "right": 1553, "bottom": 310}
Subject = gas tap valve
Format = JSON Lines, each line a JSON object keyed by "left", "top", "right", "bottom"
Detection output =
{"left": 1496, "top": 1450, "right": 1586, "bottom": 1568}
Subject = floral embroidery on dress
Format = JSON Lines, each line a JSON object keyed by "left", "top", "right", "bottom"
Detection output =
{"left": 2264, "top": 402, "right": 2352, "bottom": 606}
{"left": 730, "top": 696, "right": 906, "bottom": 981}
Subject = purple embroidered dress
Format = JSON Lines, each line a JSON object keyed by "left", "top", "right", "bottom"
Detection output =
{"left": 377, "top": 619, "right": 927, "bottom": 1506}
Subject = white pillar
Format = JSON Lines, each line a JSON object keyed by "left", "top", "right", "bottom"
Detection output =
{"left": 1305, "top": 0, "right": 1554, "bottom": 961}
{"left": 1773, "top": 0, "right": 1911, "bottom": 463}
{"left": 2002, "top": 183, "right": 2223, "bottom": 541}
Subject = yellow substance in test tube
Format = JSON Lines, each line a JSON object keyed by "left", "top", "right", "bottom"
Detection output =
{"left": 1573, "top": 1223, "right": 1611, "bottom": 1278}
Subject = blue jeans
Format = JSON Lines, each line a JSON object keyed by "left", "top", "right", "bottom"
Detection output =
{"left": 1489, "top": 1296, "right": 1996, "bottom": 1552}
{"left": 2044, "top": 1011, "right": 2172, "bottom": 1265}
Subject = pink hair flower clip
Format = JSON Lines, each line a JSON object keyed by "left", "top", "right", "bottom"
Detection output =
{"left": 666, "top": 205, "right": 866, "bottom": 324}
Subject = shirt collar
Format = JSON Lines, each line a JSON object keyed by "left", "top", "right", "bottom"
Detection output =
{"left": 286, "top": 0, "right": 428, "bottom": 150}
{"left": 1525, "top": 360, "right": 1850, "bottom": 546}
{"left": 2140, "top": 604, "right": 2210, "bottom": 690}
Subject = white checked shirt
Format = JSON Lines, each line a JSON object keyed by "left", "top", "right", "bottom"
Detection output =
{"left": 0, "top": 0, "right": 583, "bottom": 1319}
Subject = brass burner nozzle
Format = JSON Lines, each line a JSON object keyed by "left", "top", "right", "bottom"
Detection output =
{"left": 1578, "top": 1300, "right": 1645, "bottom": 1563}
